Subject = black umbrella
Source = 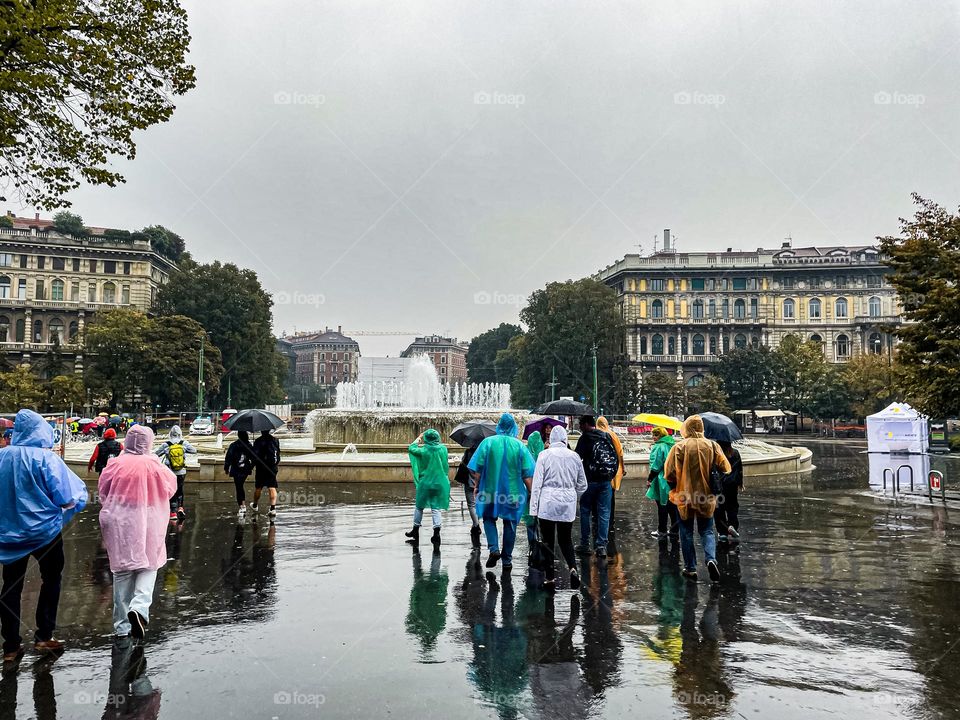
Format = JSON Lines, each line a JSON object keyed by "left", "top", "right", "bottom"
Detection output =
{"left": 223, "top": 409, "right": 285, "bottom": 433}
{"left": 450, "top": 420, "right": 497, "bottom": 448}
{"left": 700, "top": 412, "right": 743, "bottom": 443}
{"left": 534, "top": 399, "right": 595, "bottom": 416}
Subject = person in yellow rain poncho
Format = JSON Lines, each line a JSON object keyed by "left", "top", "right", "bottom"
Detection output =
{"left": 665, "top": 415, "right": 730, "bottom": 583}
{"left": 405, "top": 429, "right": 451, "bottom": 548}
{"left": 595, "top": 417, "right": 624, "bottom": 543}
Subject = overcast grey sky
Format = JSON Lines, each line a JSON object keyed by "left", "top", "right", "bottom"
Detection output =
{"left": 20, "top": 1, "right": 960, "bottom": 356}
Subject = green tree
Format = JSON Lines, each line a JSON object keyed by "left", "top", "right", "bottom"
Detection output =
{"left": 140, "top": 315, "right": 223, "bottom": 410}
{"left": 771, "top": 334, "right": 830, "bottom": 419}
{"left": 714, "top": 346, "right": 778, "bottom": 410}
{"left": 155, "top": 258, "right": 286, "bottom": 407}
{"left": 51, "top": 211, "right": 86, "bottom": 237}
{"left": 808, "top": 365, "right": 853, "bottom": 420}
{"left": 607, "top": 354, "right": 641, "bottom": 416}
{"left": 33, "top": 335, "right": 69, "bottom": 379}
{"left": 140, "top": 225, "right": 186, "bottom": 263}
{"left": 466, "top": 323, "right": 522, "bottom": 384}
{"left": 83, "top": 308, "right": 149, "bottom": 408}
{"left": 0, "top": 365, "right": 44, "bottom": 410}
{"left": 641, "top": 372, "right": 685, "bottom": 416}
{"left": 45, "top": 374, "right": 85, "bottom": 411}
{"left": 0, "top": 215, "right": 12, "bottom": 228}
{"left": 843, "top": 352, "right": 898, "bottom": 419}
{"left": 0, "top": 1, "right": 196, "bottom": 208}
{"left": 495, "top": 335, "right": 531, "bottom": 405}
{"left": 878, "top": 194, "right": 960, "bottom": 417}
{"left": 687, "top": 375, "right": 730, "bottom": 415}
{"left": 514, "top": 279, "right": 625, "bottom": 407}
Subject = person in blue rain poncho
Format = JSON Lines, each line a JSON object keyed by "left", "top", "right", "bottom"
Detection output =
{"left": 0, "top": 409, "right": 88, "bottom": 662}
{"left": 468, "top": 413, "right": 535, "bottom": 571}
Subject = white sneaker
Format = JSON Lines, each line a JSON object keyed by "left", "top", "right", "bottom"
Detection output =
{"left": 250, "top": 504, "right": 259, "bottom": 514}
{"left": 268, "top": 508, "right": 277, "bottom": 518}
{"left": 727, "top": 526, "right": 740, "bottom": 538}
{"left": 238, "top": 506, "right": 247, "bottom": 516}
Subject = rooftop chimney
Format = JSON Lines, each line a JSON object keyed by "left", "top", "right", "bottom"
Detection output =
{"left": 663, "top": 228, "right": 671, "bottom": 251}
{"left": 34, "top": 212, "right": 40, "bottom": 221}
{"left": 337, "top": 325, "right": 342, "bottom": 334}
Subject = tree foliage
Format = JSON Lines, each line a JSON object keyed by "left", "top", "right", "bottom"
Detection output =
{"left": 155, "top": 258, "right": 285, "bottom": 407}
{"left": 842, "top": 352, "right": 897, "bottom": 418}
{"left": 51, "top": 211, "right": 86, "bottom": 237}
{"left": 607, "top": 354, "right": 640, "bottom": 416}
{"left": 83, "top": 308, "right": 148, "bottom": 408}
{"left": 466, "top": 323, "right": 522, "bottom": 384}
{"left": 878, "top": 194, "right": 960, "bottom": 417}
{"left": 0, "top": 365, "right": 43, "bottom": 410}
{"left": 770, "top": 334, "right": 830, "bottom": 418}
{"left": 0, "top": 1, "right": 196, "bottom": 208}
{"left": 687, "top": 375, "right": 730, "bottom": 415}
{"left": 141, "top": 225, "right": 186, "bottom": 263}
{"left": 45, "top": 373, "right": 85, "bottom": 411}
{"left": 713, "top": 346, "right": 778, "bottom": 410}
{"left": 641, "top": 372, "right": 685, "bottom": 416}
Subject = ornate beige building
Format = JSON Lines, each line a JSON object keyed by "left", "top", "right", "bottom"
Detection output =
{"left": 596, "top": 234, "right": 902, "bottom": 386}
{"left": 401, "top": 335, "right": 469, "bottom": 384}
{"left": 0, "top": 212, "right": 177, "bottom": 371}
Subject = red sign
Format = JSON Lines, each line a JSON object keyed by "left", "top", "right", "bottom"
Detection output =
{"left": 930, "top": 472, "right": 942, "bottom": 491}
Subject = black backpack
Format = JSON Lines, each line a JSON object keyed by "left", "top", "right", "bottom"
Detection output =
{"left": 588, "top": 433, "right": 619, "bottom": 481}
{"left": 95, "top": 439, "right": 122, "bottom": 473}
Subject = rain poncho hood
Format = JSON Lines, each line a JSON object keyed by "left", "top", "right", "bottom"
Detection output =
{"left": 468, "top": 416, "right": 535, "bottom": 523}
{"left": 99, "top": 425, "right": 178, "bottom": 571}
{"left": 549, "top": 425, "right": 568, "bottom": 447}
{"left": 645, "top": 433, "right": 676, "bottom": 505}
{"left": 408, "top": 429, "right": 450, "bottom": 511}
{"left": 0, "top": 409, "right": 88, "bottom": 563}
{"left": 665, "top": 415, "right": 731, "bottom": 519}
{"left": 526, "top": 431, "right": 545, "bottom": 459}
{"left": 596, "top": 416, "right": 625, "bottom": 490}
{"left": 168, "top": 425, "right": 183, "bottom": 441}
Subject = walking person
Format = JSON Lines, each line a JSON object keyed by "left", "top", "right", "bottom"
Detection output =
{"left": 154, "top": 425, "right": 196, "bottom": 521}
{"left": 646, "top": 427, "right": 679, "bottom": 538}
{"left": 0, "top": 409, "right": 87, "bottom": 662}
{"left": 529, "top": 426, "right": 587, "bottom": 590}
{"left": 665, "top": 415, "right": 731, "bottom": 582}
{"left": 87, "top": 427, "right": 123, "bottom": 476}
{"left": 595, "top": 417, "right": 625, "bottom": 543}
{"left": 252, "top": 429, "right": 281, "bottom": 519}
{"left": 98, "top": 425, "right": 177, "bottom": 640}
{"left": 713, "top": 441, "right": 744, "bottom": 543}
{"left": 574, "top": 416, "right": 619, "bottom": 558}
{"left": 224, "top": 431, "right": 256, "bottom": 516}
{"left": 524, "top": 431, "right": 546, "bottom": 564}
{"left": 453, "top": 443, "right": 482, "bottom": 550}
{"left": 405, "top": 430, "right": 451, "bottom": 548}
{"left": 468, "top": 413, "right": 535, "bottom": 570}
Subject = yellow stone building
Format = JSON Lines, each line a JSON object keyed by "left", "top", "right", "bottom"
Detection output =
{"left": 596, "top": 235, "right": 902, "bottom": 387}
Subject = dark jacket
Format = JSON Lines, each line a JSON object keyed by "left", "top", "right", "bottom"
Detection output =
{"left": 574, "top": 428, "right": 616, "bottom": 484}
{"left": 722, "top": 446, "right": 744, "bottom": 489}
{"left": 224, "top": 438, "right": 256, "bottom": 480}
{"left": 454, "top": 446, "right": 477, "bottom": 486}
{"left": 93, "top": 438, "right": 123, "bottom": 474}
{"left": 253, "top": 434, "right": 281, "bottom": 479}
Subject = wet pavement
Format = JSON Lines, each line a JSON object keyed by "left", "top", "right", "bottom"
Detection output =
{"left": 3, "top": 440, "right": 960, "bottom": 719}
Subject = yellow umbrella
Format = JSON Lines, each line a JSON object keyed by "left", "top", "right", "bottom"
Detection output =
{"left": 631, "top": 413, "right": 683, "bottom": 431}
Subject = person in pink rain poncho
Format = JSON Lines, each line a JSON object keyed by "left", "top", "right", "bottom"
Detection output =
{"left": 99, "top": 425, "right": 177, "bottom": 639}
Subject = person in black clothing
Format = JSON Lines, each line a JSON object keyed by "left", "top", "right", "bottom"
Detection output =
{"left": 574, "top": 415, "right": 617, "bottom": 558}
{"left": 453, "top": 444, "right": 482, "bottom": 549}
{"left": 713, "top": 440, "right": 743, "bottom": 542}
{"left": 87, "top": 428, "right": 122, "bottom": 476}
{"left": 252, "top": 430, "right": 281, "bottom": 518}
{"left": 224, "top": 430, "right": 256, "bottom": 515}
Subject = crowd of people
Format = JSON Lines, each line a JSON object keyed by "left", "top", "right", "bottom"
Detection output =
{"left": 406, "top": 410, "right": 746, "bottom": 588}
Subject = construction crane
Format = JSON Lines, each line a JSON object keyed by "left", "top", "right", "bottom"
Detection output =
{"left": 342, "top": 330, "right": 429, "bottom": 337}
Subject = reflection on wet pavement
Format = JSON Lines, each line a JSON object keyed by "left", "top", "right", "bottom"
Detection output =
{"left": 1, "top": 440, "right": 959, "bottom": 719}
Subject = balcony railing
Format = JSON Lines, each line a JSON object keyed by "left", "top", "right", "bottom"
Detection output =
{"left": 637, "top": 353, "right": 720, "bottom": 364}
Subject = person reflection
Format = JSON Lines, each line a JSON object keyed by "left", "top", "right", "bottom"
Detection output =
{"left": 103, "top": 636, "right": 161, "bottom": 719}
{"left": 577, "top": 556, "right": 623, "bottom": 700}
{"left": 673, "top": 584, "right": 734, "bottom": 718}
{"left": 1, "top": 651, "right": 61, "bottom": 720}
{"left": 404, "top": 548, "right": 449, "bottom": 659}
{"left": 250, "top": 519, "right": 277, "bottom": 598}
{"left": 644, "top": 540, "right": 685, "bottom": 665}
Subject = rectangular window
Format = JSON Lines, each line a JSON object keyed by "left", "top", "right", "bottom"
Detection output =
{"left": 441, "top": 355, "right": 447, "bottom": 363}
{"left": 71, "top": 282, "right": 80, "bottom": 301}
{"left": 35, "top": 280, "right": 44, "bottom": 299}
{"left": 810, "top": 277, "right": 822, "bottom": 289}
{"left": 123, "top": 262, "right": 131, "bottom": 275}
{"left": 51, "top": 282, "right": 63, "bottom": 301}
{"left": 121, "top": 286, "right": 130, "bottom": 304}
{"left": 746, "top": 278, "right": 757, "bottom": 290}
{"left": 750, "top": 298, "right": 758, "bottom": 319}
{"left": 781, "top": 277, "right": 794, "bottom": 289}
{"left": 19, "top": 255, "right": 26, "bottom": 269}
{"left": 835, "top": 276, "right": 847, "bottom": 289}
{"left": 88, "top": 284, "right": 96, "bottom": 302}
{"left": 17, "top": 279, "right": 26, "bottom": 299}
{"left": 732, "top": 278, "right": 746, "bottom": 290}
{"left": 89, "top": 259, "right": 97, "bottom": 272}
{"left": 867, "top": 276, "right": 882, "bottom": 288}
{"left": 0, "top": 254, "right": 11, "bottom": 267}
{"left": 52, "top": 257, "right": 64, "bottom": 270}
{"left": 104, "top": 260, "right": 116, "bottom": 274}
{"left": 650, "top": 278, "right": 665, "bottom": 291}
{"left": 691, "top": 278, "right": 705, "bottom": 291}
{"left": 73, "top": 258, "right": 80, "bottom": 272}
{"left": 37, "top": 256, "right": 45, "bottom": 270}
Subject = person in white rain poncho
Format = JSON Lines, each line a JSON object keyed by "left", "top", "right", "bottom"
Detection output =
{"left": 529, "top": 425, "right": 588, "bottom": 589}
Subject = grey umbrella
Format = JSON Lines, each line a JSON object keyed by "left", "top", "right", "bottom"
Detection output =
{"left": 223, "top": 409, "right": 285, "bottom": 433}
{"left": 450, "top": 420, "right": 497, "bottom": 448}
{"left": 700, "top": 412, "right": 743, "bottom": 442}
{"left": 534, "top": 399, "right": 595, "bottom": 416}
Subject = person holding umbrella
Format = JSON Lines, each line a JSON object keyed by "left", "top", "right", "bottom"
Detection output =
{"left": 451, "top": 420, "right": 497, "bottom": 550}
{"left": 224, "top": 431, "right": 256, "bottom": 516}
{"left": 404, "top": 429, "right": 450, "bottom": 547}
{"left": 698, "top": 412, "right": 745, "bottom": 543}
{"left": 224, "top": 410, "right": 286, "bottom": 519}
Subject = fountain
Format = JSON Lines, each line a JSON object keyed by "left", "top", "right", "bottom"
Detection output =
{"left": 309, "top": 355, "right": 525, "bottom": 448}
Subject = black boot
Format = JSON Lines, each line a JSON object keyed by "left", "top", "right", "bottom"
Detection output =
{"left": 470, "top": 525, "right": 481, "bottom": 550}
{"left": 431, "top": 527, "right": 441, "bottom": 548}
{"left": 405, "top": 526, "right": 420, "bottom": 544}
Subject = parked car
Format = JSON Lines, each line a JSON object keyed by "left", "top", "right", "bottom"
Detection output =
{"left": 189, "top": 416, "right": 215, "bottom": 435}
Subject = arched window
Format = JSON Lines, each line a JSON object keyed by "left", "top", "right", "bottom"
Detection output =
{"left": 722, "top": 335, "right": 730, "bottom": 353}
{"left": 652, "top": 334, "right": 664, "bottom": 355}
{"left": 48, "top": 318, "right": 64, "bottom": 343}
{"left": 693, "top": 334, "right": 705, "bottom": 355}
{"left": 836, "top": 333, "right": 849, "bottom": 358}
{"left": 681, "top": 336, "right": 688, "bottom": 355}
{"left": 709, "top": 299, "right": 717, "bottom": 318}
{"left": 639, "top": 336, "right": 648, "bottom": 355}
{"left": 868, "top": 296, "right": 881, "bottom": 317}
{"left": 0, "top": 276, "right": 9, "bottom": 299}
{"left": 692, "top": 300, "right": 704, "bottom": 319}
{"left": 835, "top": 297, "right": 848, "bottom": 318}
{"left": 783, "top": 298, "right": 795, "bottom": 319}
{"left": 33, "top": 319, "right": 43, "bottom": 342}
{"left": 734, "top": 333, "right": 747, "bottom": 349}
{"left": 809, "top": 298, "right": 822, "bottom": 319}
{"left": 869, "top": 332, "right": 882, "bottom": 354}
{"left": 810, "top": 333, "right": 823, "bottom": 344}
{"left": 687, "top": 374, "right": 705, "bottom": 388}
{"left": 0, "top": 315, "right": 8, "bottom": 342}
{"left": 103, "top": 282, "right": 116, "bottom": 304}
{"left": 709, "top": 335, "right": 718, "bottom": 355}
{"left": 734, "top": 299, "right": 746, "bottom": 319}
{"left": 651, "top": 299, "right": 663, "bottom": 319}
{"left": 751, "top": 335, "right": 760, "bottom": 348}
{"left": 668, "top": 336, "right": 676, "bottom": 355}
{"left": 15, "top": 319, "right": 25, "bottom": 342}
{"left": 68, "top": 321, "right": 79, "bottom": 341}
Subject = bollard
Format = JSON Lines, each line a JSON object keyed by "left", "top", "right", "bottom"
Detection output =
{"left": 929, "top": 471, "right": 945, "bottom": 504}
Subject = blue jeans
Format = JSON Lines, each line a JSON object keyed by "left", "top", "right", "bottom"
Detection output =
{"left": 679, "top": 514, "right": 717, "bottom": 570}
{"left": 413, "top": 507, "right": 442, "bottom": 528}
{"left": 483, "top": 517, "right": 517, "bottom": 566}
{"left": 579, "top": 482, "right": 612, "bottom": 549}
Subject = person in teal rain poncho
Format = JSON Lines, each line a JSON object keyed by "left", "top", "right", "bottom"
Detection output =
{"left": 646, "top": 427, "right": 679, "bottom": 538}
{"left": 0, "top": 409, "right": 87, "bottom": 661}
{"left": 468, "top": 413, "right": 535, "bottom": 570}
{"left": 405, "top": 429, "right": 451, "bottom": 548}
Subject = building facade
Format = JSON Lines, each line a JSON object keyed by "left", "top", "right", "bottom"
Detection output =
{"left": 0, "top": 212, "right": 177, "bottom": 371}
{"left": 279, "top": 327, "right": 361, "bottom": 397}
{"left": 596, "top": 239, "right": 902, "bottom": 387}
{"left": 400, "top": 335, "right": 469, "bottom": 384}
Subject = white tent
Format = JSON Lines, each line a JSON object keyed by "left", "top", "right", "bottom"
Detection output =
{"left": 866, "top": 402, "right": 928, "bottom": 454}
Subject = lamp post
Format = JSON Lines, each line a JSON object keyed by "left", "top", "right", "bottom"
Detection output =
{"left": 591, "top": 344, "right": 599, "bottom": 412}
{"left": 197, "top": 334, "right": 206, "bottom": 416}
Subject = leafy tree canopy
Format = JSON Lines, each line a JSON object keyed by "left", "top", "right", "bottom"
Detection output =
{"left": 0, "top": 365, "right": 43, "bottom": 410}
{"left": 466, "top": 323, "right": 522, "bottom": 384}
{"left": 141, "top": 225, "right": 186, "bottom": 263}
{"left": 52, "top": 211, "right": 86, "bottom": 237}
{"left": 0, "top": 1, "right": 196, "bottom": 208}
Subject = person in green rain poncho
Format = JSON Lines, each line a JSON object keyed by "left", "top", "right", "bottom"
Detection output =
{"left": 646, "top": 427, "right": 679, "bottom": 538}
{"left": 522, "top": 431, "right": 546, "bottom": 558}
{"left": 405, "top": 429, "right": 451, "bottom": 548}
